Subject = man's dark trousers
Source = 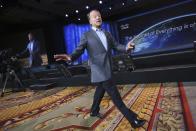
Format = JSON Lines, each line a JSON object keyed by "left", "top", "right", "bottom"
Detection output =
{"left": 91, "top": 79, "right": 137, "bottom": 123}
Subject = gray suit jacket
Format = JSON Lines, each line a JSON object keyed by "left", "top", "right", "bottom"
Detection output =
{"left": 71, "top": 29, "right": 126, "bottom": 83}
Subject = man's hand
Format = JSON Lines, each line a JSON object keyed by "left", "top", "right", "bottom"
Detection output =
{"left": 54, "top": 54, "right": 71, "bottom": 61}
{"left": 126, "top": 41, "right": 135, "bottom": 51}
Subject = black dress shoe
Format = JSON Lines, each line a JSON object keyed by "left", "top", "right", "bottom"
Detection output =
{"left": 131, "top": 119, "right": 146, "bottom": 128}
{"left": 90, "top": 113, "right": 104, "bottom": 119}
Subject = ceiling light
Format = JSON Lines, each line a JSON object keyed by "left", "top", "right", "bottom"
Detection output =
{"left": 86, "top": 5, "right": 89, "bottom": 9}
{"left": 65, "top": 14, "right": 69, "bottom": 17}
{"left": 99, "top": 1, "right": 102, "bottom": 4}
{"left": 122, "top": 3, "right": 125, "bottom": 6}
{"left": 109, "top": 7, "right": 112, "bottom": 10}
{"left": 0, "top": 5, "right": 3, "bottom": 8}
{"left": 78, "top": 18, "right": 81, "bottom": 21}
{"left": 134, "top": 0, "right": 138, "bottom": 2}
{"left": 75, "top": 10, "right": 79, "bottom": 13}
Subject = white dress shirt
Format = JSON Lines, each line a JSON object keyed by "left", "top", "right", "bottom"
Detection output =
{"left": 29, "top": 41, "right": 34, "bottom": 52}
{"left": 92, "top": 26, "right": 108, "bottom": 50}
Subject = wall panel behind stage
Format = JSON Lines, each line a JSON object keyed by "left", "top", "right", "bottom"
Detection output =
{"left": 117, "top": 0, "right": 196, "bottom": 57}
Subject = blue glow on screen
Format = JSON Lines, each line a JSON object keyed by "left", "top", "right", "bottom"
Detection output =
{"left": 131, "top": 13, "right": 196, "bottom": 56}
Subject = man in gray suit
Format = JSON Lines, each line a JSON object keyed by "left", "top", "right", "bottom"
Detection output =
{"left": 54, "top": 10, "right": 145, "bottom": 128}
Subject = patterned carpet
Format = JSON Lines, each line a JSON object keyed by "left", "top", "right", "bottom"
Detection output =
{"left": 0, "top": 82, "right": 195, "bottom": 131}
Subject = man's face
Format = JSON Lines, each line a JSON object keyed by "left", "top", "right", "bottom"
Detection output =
{"left": 89, "top": 10, "right": 102, "bottom": 28}
{"left": 28, "top": 33, "right": 33, "bottom": 41}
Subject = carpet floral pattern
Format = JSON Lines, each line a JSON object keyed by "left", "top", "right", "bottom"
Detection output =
{"left": 0, "top": 82, "right": 193, "bottom": 131}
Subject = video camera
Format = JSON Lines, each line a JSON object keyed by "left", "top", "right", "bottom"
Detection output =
{"left": 0, "top": 49, "right": 25, "bottom": 97}
{"left": 0, "top": 49, "right": 21, "bottom": 74}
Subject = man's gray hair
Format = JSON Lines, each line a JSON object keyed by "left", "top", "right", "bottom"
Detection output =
{"left": 87, "top": 9, "right": 100, "bottom": 20}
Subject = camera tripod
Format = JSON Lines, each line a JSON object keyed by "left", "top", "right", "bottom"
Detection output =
{"left": 1, "top": 68, "right": 24, "bottom": 97}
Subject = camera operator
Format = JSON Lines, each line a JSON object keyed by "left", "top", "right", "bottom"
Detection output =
{"left": 17, "top": 32, "right": 43, "bottom": 68}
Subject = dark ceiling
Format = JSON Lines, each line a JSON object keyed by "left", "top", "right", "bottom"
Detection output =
{"left": 0, "top": 0, "right": 190, "bottom": 33}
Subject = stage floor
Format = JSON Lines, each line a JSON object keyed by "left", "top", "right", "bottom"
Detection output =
{"left": 0, "top": 82, "right": 195, "bottom": 131}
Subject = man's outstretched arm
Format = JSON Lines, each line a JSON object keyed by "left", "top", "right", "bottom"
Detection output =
{"left": 54, "top": 34, "right": 87, "bottom": 62}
